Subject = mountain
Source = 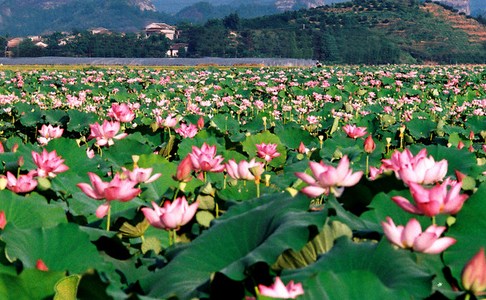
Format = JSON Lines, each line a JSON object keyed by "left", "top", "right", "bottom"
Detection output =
{"left": 0, "top": 0, "right": 171, "bottom": 36}
{"left": 180, "top": 0, "right": 485, "bottom": 63}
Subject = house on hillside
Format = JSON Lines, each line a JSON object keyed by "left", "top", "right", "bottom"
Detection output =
{"left": 167, "top": 43, "right": 188, "bottom": 57}
{"left": 144, "top": 23, "right": 178, "bottom": 40}
{"left": 90, "top": 27, "right": 112, "bottom": 35}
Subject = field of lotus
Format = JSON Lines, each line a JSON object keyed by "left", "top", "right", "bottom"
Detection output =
{"left": 0, "top": 64, "right": 485, "bottom": 299}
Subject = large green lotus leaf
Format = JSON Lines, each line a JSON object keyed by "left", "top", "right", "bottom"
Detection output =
{"left": 67, "top": 110, "right": 100, "bottom": 133}
{"left": 0, "top": 190, "right": 66, "bottom": 229}
{"left": 320, "top": 133, "right": 362, "bottom": 161}
{"left": 465, "top": 116, "right": 485, "bottom": 133}
{"left": 241, "top": 131, "right": 287, "bottom": 168}
{"left": 282, "top": 238, "right": 433, "bottom": 299}
{"left": 274, "top": 123, "right": 315, "bottom": 150}
{"left": 103, "top": 134, "right": 153, "bottom": 169}
{"left": 292, "top": 270, "right": 409, "bottom": 300}
{"left": 3, "top": 223, "right": 103, "bottom": 274}
{"left": 46, "top": 138, "right": 103, "bottom": 196}
{"left": 443, "top": 183, "right": 486, "bottom": 284}
{"left": 42, "top": 110, "right": 69, "bottom": 126}
{"left": 141, "top": 193, "right": 326, "bottom": 299}
{"left": 406, "top": 118, "right": 436, "bottom": 140}
{"left": 0, "top": 268, "right": 65, "bottom": 300}
{"left": 210, "top": 114, "right": 240, "bottom": 135}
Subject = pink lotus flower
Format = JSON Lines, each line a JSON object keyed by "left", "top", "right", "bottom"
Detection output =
{"left": 122, "top": 167, "right": 161, "bottom": 184}
{"left": 141, "top": 196, "right": 198, "bottom": 230}
{"left": 189, "top": 143, "right": 225, "bottom": 173}
{"left": 462, "top": 248, "right": 486, "bottom": 295}
{"left": 343, "top": 124, "right": 367, "bottom": 139}
{"left": 5, "top": 171, "right": 37, "bottom": 194}
{"left": 381, "top": 148, "right": 448, "bottom": 185}
{"left": 32, "top": 149, "right": 69, "bottom": 178}
{"left": 37, "top": 124, "right": 63, "bottom": 145}
{"left": 295, "top": 156, "right": 363, "bottom": 198}
{"left": 108, "top": 103, "right": 135, "bottom": 123}
{"left": 392, "top": 179, "right": 469, "bottom": 217}
{"left": 175, "top": 123, "right": 198, "bottom": 138}
{"left": 77, "top": 172, "right": 141, "bottom": 218}
{"left": 256, "top": 143, "right": 281, "bottom": 162}
{"left": 88, "top": 120, "right": 128, "bottom": 147}
{"left": 258, "top": 277, "right": 304, "bottom": 299}
{"left": 0, "top": 141, "right": 4, "bottom": 153}
{"left": 156, "top": 114, "right": 178, "bottom": 128}
{"left": 381, "top": 217, "right": 456, "bottom": 254}
{"left": 174, "top": 156, "right": 194, "bottom": 182}
{"left": 225, "top": 159, "right": 264, "bottom": 181}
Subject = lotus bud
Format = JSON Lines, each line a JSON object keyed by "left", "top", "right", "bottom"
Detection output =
{"left": 462, "top": 248, "right": 486, "bottom": 295}
{"left": 469, "top": 131, "right": 475, "bottom": 140}
{"left": 197, "top": 116, "right": 205, "bottom": 130}
{"left": 11, "top": 143, "right": 18, "bottom": 153}
{"left": 36, "top": 259, "right": 49, "bottom": 272}
{"left": 174, "top": 156, "right": 193, "bottom": 183}
{"left": 0, "top": 211, "right": 6, "bottom": 230}
{"left": 17, "top": 156, "right": 24, "bottom": 168}
{"left": 458, "top": 140, "right": 465, "bottom": 150}
{"left": 364, "top": 135, "right": 376, "bottom": 153}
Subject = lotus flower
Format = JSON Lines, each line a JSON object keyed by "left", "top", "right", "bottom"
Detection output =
{"left": 381, "top": 217, "right": 456, "bottom": 254}
{"left": 189, "top": 143, "right": 225, "bottom": 173}
{"left": 381, "top": 148, "right": 447, "bottom": 185}
{"left": 5, "top": 171, "right": 37, "bottom": 194}
{"left": 108, "top": 103, "right": 135, "bottom": 123}
{"left": 258, "top": 277, "right": 304, "bottom": 299}
{"left": 343, "top": 124, "right": 367, "bottom": 139}
{"left": 392, "top": 178, "right": 468, "bottom": 217}
{"left": 256, "top": 143, "right": 280, "bottom": 162}
{"left": 142, "top": 196, "right": 198, "bottom": 230}
{"left": 37, "top": 124, "right": 63, "bottom": 145}
{"left": 225, "top": 158, "right": 264, "bottom": 181}
{"left": 156, "top": 114, "right": 178, "bottom": 128}
{"left": 88, "top": 120, "right": 127, "bottom": 147}
{"left": 122, "top": 167, "right": 161, "bottom": 184}
{"left": 77, "top": 172, "right": 141, "bottom": 218}
{"left": 175, "top": 122, "right": 198, "bottom": 138}
{"left": 295, "top": 156, "right": 363, "bottom": 198}
{"left": 462, "top": 248, "right": 486, "bottom": 295}
{"left": 32, "top": 149, "right": 69, "bottom": 178}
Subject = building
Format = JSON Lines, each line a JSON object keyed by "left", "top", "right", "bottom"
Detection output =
{"left": 144, "top": 23, "right": 178, "bottom": 40}
{"left": 167, "top": 43, "right": 188, "bottom": 57}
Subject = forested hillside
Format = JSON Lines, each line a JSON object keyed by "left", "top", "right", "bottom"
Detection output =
{"left": 178, "top": 0, "right": 485, "bottom": 63}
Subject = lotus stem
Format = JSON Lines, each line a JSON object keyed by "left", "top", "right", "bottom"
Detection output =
{"left": 106, "top": 206, "right": 111, "bottom": 232}
{"left": 255, "top": 180, "right": 260, "bottom": 198}
{"left": 365, "top": 154, "right": 370, "bottom": 178}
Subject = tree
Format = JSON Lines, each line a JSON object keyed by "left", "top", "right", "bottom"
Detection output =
{"left": 223, "top": 13, "right": 240, "bottom": 30}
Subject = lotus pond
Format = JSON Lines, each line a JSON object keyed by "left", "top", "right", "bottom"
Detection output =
{"left": 0, "top": 65, "right": 485, "bottom": 299}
